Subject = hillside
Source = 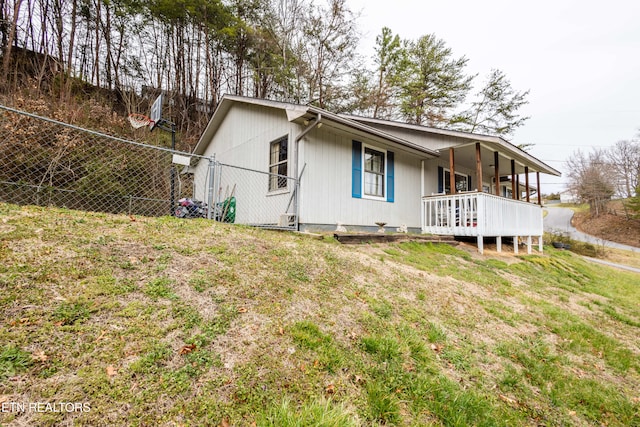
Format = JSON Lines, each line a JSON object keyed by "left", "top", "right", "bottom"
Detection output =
{"left": 1, "top": 203, "right": 639, "bottom": 426}
{"left": 574, "top": 200, "right": 640, "bottom": 249}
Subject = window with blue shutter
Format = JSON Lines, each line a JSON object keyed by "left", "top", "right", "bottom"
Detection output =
{"left": 352, "top": 141, "right": 362, "bottom": 198}
{"left": 353, "top": 141, "right": 394, "bottom": 202}
{"left": 387, "top": 151, "right": 394, "bottom": 202}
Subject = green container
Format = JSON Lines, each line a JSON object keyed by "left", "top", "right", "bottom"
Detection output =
{"left": 222, "top": 197, "right": 236, "bottom": 223}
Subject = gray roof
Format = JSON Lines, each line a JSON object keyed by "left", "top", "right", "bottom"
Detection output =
{"left": 193, "top": 95, "right": 439, "bottom": 158}
{"left": 340, "top": 115, "right": 561, "bottom": 176}
{"left": 193, "top": 95, "right": 561, "bottom": 177}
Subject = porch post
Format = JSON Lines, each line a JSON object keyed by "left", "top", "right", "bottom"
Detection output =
{"left": 511, "top": 160, "right": 516, "bottom": 200}
{"left": 449, "top": 147, "right": 456, "bottom": 195}
{"left": 421, "top": 160, "right": 425, "bottom": 232}
{"left": 536, "top": 172, "right": 542, "bottom": 205}
{"left": 494, "top": 151, "right": 500, "bottom": 196}
{"left": 475, "top": 143, "right": 482, "bottom": 193}
{"left": 525, "top": 166, "right": 530, "bottom": 202}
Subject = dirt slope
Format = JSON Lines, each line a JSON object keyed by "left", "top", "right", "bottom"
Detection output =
{"left": 573, "top": 200, "right": 640, "bottom": 248}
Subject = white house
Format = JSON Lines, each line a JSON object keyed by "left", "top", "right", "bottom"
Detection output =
{"left": 191, "top": 95, "right": 561, "bottom": 253}
{"left": 559, "top": 190, "right": 578, "bottom": 204}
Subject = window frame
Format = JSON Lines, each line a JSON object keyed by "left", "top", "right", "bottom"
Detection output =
{"left": 442, "top": 168, "right": 470, "bottom": 194}
{"left": 268, "top": 135, "right": 289, "bottom": 193}
{"left": 362, "top": 144, "right": 388, "bottom": 201}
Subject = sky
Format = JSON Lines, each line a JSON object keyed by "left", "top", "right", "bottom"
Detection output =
{"left": 347, "top": 0, "right": 640, "bottom": 193}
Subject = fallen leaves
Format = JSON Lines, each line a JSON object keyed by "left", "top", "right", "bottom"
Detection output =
{"left": 106, "top": 365, "right": 117, "bottom": 378}
{"left": 95, "top": 330, "right": 107, "bottom": 343}
{"left": 9, "top": 317, "right": 30, "bottom": 326}
{"left": 430, "top": 343, "right": 444, "bottom": 353}
{"left": 498, "top": 394, "right": 516, "bottom": 404}
{"left": 179, "top": 344, "right": 197, "bottom": 355}
{"left": 31, "top": 350, "right": 48, "bottom": 362}
{"left": 325, "top": 383, "right": 335, "bottom": 394}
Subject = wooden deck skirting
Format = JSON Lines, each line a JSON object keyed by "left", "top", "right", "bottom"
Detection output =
{"left": 334, "top": 233, "right": 459, "bottom": 245}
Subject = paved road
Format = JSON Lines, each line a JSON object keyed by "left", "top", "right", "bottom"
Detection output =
{"left": 582, "top": 257, "right": 640, "bottom": 274}
{"left": 543, "top": 207, "right": 640, "bottom": 253}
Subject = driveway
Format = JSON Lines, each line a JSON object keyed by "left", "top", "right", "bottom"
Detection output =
{"left": 543, "top": 207, "right": 640, "bottom": 253}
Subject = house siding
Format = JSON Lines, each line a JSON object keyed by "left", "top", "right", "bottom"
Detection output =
{"left": 299, "top": 126, "right": 423, "bottom": 230}
{"left": 192, "top": 103, "right": 296, "bottom": 225}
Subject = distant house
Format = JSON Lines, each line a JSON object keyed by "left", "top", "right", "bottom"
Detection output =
{"left": 191, "top": 95, "right": 561, "bottom": 253}
{"left": 559, "top": 190, "right": 578, "bottom": 204}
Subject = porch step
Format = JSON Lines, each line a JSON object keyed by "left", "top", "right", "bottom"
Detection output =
{"left": 333, "top": 233, "right": 459, "bottom": 246}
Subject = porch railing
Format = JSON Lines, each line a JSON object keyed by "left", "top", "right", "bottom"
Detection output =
{"left": 421, "top": 192, "right": 543, "bottom": 237}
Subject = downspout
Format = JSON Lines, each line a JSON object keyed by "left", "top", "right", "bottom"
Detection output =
{"left": 293, "top": 113, "right": 322, "bottom": 230}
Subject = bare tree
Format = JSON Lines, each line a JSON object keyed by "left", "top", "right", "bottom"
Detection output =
{"left": 567, "top": 149, "right": 615, "bottom": 216}
{"left": 299, "top": 0, "right": 360, "bottom": 110}
{"left": 606, "top": 139, "right": 640, "bottom": 198}
{"left": 1, "top": 0, "right": 24, "bottom": 89}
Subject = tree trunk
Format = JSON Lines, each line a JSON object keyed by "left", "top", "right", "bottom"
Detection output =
{"left": 2, "top": 0, "right": 24, "bottom": 90}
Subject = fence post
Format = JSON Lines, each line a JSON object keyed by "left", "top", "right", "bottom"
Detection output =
{"left": 207, "top": 156, "right": 216, "bottom": 220}
{"left": 215, "top": 161, "right": 223, "bottom": 220}
{"left": 294, "top": 176, "right": 299, "bottom": 231}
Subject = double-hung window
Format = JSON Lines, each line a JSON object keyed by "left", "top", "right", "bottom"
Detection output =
{"left": 364, "top": 147, "right": 385, "bottom": 198}
{"left": 269, "top": 136, "right": 288, "bottom": 191}
{"left": 351, "top": 141, "right": 394, "bottom": 202}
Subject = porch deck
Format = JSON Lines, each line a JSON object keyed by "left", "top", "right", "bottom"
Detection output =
{"left": 421, "top": 192, "right": 543, "bottom": 254}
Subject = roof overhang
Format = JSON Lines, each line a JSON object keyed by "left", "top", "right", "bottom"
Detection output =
{"left": 342, "top": 115, "right": 562, "bottom": 177}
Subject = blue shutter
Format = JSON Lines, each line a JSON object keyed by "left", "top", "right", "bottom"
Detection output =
{"left": 467, "top": 175, "right": 472, "bottom": 191}
{"left": 387, "top": 151, "right": 394, "bottom": 203}
{"left": 437, "top": 166, "right": 443, "bottom": 193}
{"left": 352, "top": 141, "right": 362, "bottom": 198}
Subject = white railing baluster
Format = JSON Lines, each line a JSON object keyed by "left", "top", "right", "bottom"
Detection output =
{"left": 421, "top": 192, "right": 542, "bottom": 238}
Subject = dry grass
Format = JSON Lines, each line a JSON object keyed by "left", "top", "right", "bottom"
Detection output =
{"left": 573, "top": 200, "right": 640, "bottom": 249}
{"left": 1, "top": 204, "right": 639, "bottom": 426}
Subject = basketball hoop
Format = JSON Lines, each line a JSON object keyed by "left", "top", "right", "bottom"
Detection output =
{"left": 128, "top": 113, "right": 154, "bottom": 129}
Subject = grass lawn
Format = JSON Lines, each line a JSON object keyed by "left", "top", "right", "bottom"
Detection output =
{"left": 1, "top": 204, "right": 639, "bottom": 426}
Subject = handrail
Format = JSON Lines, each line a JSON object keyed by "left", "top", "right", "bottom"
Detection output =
{"left": 423, "top": 191, "right": 538, "bottom": 206}
{"left": 421, "top": 192, "right": 542, "bottom": 237}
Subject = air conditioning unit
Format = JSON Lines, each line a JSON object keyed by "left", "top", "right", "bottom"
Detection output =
{"left": 279, "top": 214, "right": 296, "bottom": 227}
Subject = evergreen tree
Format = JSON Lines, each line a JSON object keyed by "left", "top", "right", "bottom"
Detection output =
{"left": 400, "top": 34, "right": 474, "bottom": 126}
{"left": 452, "top": 69, "right": 529, "bottom": 139}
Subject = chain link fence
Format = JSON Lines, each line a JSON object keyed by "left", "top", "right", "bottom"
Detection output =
{"left": 208, "top": 163, "right": 298, "bottom": 229}
{"left": 0, "top": 104, "right": 298, "bottom": 229}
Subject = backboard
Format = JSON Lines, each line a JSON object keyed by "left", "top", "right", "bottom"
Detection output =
{"left": 149, "top": 94, "right": 163, "bottom": 131}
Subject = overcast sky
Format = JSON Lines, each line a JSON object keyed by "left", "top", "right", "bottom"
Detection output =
{"left": 348, "top": 0, "right": 640, "bottom": 193}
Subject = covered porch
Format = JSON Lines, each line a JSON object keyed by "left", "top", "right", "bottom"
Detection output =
{"left": 421, "top": 140, "right": 560, "bottom": 254}
{"left": 421, "top": 192, "right": 543, "bottom": 254}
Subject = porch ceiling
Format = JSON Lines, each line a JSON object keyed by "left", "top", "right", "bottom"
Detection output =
{"left": 442, "top": 142, "right": 559, "bottom": 177}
